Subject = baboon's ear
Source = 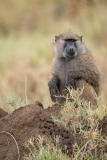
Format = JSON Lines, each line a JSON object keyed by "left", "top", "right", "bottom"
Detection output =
{"left": 55, "top": 36, "right": 59, "bottom": 42}
{"left": 80, "top": 36, "right": 83, "bottom": 42}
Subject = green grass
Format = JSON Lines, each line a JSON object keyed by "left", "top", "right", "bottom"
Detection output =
{"left": 24, "top": 136, "right": 70, "bottom": 160}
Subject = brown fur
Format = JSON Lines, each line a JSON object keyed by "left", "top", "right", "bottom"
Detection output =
{"left": 48, "top": 31, "right": 101, "bottom": 106}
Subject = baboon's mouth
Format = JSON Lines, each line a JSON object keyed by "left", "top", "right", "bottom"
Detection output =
{"left": 66, "top": 53, "right": 76, "bottom": 58}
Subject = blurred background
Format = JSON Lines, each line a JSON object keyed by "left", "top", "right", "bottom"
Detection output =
{"left": 0, "top": 0, "right": 107, "bottom": 112}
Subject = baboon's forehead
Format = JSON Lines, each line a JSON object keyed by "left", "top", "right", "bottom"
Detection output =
{"left": 58, "top": 31, "right": 80, "bottom": 40}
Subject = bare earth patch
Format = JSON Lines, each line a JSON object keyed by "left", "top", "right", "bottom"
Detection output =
{"left": 0, "top": 102, "right": 74, "bottom": 160}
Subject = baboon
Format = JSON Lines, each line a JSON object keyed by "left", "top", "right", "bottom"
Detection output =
{"left": 48, "top": 31, "right": 101, "bottom": 105}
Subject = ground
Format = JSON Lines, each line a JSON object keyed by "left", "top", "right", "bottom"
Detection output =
{"left": 0, "top": 101, "right": 107, "bottom": 160}
{"left": 0, "top": 102, "right": 74, "bottom": 160}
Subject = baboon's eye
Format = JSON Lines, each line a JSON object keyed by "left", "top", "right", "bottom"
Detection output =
{"left": 71, "top": 39, "right": 76, "bottom": 42}
{"left": 65, "top": 39, "right": 76, "bottom": 42}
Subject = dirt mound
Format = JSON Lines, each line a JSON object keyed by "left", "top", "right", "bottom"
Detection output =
{"left": 45, "top": 103, "right": 63, "bottom": 117}
{"left": 0, "top": 102, "right": 74, "bottom": 160}
{"left": 0, "top": 108, "right": 8, "bottom": 118}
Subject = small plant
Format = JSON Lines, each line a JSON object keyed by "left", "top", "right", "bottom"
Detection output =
{"left": 52, "top": 88, "right": 107, "bottom": 160}
{"left": 4, "top": 95, "right": 26, "bottom": 110}
{"left": 24, "top": 136, "right": 70, "bottom": 160}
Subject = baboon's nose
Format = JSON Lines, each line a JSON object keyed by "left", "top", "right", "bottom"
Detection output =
{"left": 70, "top": 48, "right": 74, "bottom": 52}
{"left": 69, "top": 47, "right": 75, "bottom": 54}
{"left": 66, "top": 46, "right": 75, "bottom": 56}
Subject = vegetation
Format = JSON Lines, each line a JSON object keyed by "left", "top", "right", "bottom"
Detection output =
{"left": 25, "top": 89, "right": 107, "bottom": 160}
{"left": 24, "top": 136, "right": 70, "bottom": 160}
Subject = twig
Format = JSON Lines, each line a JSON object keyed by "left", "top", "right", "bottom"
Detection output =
{"left": 95, "top": 122, "right": 99, "bottom": 132}
{"left": 6, "top": 136, "right": 9, "bottom": 146}
{"left": 25, "top": 143, "right": 36, "bottom": 159}
{"left": 25, "top": 76, "right": 28, "bottom": 105}
{"left": 74, "top": 139, "right": 92, "bottom": 160}
{"left": 0, "top": 131, "right": 20, "bottom": 160}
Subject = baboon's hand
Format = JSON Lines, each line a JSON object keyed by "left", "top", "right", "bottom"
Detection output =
{"left": 48, "top": 80, "right": 60, "bottom": 102}
{"left": 49, "top": 86, "right": 60, "bottom": 102}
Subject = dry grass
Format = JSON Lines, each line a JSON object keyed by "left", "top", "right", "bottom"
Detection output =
{"left": 25, "top": 89, "right": 107, "bottom": 160}
{"left": 0, "top": 0, "right": 107, "bottom": 112}
{"left": 51, "top": 89, "right": 107, "bottom": 159}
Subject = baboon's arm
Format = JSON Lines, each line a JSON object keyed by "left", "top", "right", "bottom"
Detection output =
{"left": 48, "top": 74, "right": 60, "bottom": 102}
{"left": 66, "top": 69, "right": 100, "bottom": 87}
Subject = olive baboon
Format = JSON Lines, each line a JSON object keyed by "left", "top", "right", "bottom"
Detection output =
{"left": 48, "top": 31, "right": 101, "bottom": 105}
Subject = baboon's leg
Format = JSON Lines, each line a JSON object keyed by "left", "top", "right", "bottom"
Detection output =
{"left": 75, "top": 79, "right": 97, "bottom": 107}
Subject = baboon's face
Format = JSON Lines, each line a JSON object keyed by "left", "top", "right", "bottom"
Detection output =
{"left": 54, "top": 33, "right": 85, "bottom": 58}
{"left": 64, "top": 39, "right": 78, "bottom": 58}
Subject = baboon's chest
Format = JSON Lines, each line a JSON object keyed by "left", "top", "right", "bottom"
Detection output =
{"left": 57, "top": 62, "right": 67, "bottom": 84}
{"left": 57, "top": 58, "right": 79, "bottom": 83}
